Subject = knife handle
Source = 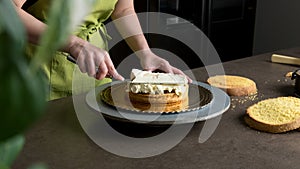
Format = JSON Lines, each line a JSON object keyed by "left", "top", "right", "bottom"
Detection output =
{"left": 271, "top": 54, "right": 300, "bottom": 66}
{"left": 66, "top": 54, "right": 103, "bottom": 76}
{"left": 67, "top": 55, "right": 77, "bottom": 64}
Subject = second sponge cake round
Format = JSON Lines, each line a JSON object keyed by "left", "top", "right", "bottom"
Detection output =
{"left": 207, "top": 75, "right": 257, "bottom": 96}
{"left": 245, "top": 97, "right": 300, "bottom": 133}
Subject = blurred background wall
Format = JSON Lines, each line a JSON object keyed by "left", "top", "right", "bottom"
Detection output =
{"left": 253, "top": 0, "right": 300, "bottom": 54}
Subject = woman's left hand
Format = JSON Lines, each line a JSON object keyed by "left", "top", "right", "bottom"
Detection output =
{"left": 137, "top": 49, "right": 193, "bottom": 83}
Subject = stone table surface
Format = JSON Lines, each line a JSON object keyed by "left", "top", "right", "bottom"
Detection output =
{"left": 13, "top": 47, "right": 300, "bottom": 169}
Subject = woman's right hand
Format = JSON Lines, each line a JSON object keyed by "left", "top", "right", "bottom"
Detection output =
{"left": 66, "top": 36, "right": 124, "bottom": 81}
{"left": 13, "top": 0, "right": 124, "bottom": 81}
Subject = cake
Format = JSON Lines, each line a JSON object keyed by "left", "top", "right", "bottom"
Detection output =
{"left": 245, "top": 97, "right": 300, "bottom": 133}
{"left": 207, "top": 75, "right": 257, "bottom": 96}
{"left": 127, "top": 69, "right": 189, "bottom": 112}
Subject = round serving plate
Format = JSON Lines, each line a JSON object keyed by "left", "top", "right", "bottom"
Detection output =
{"left": 100, "top": 82, "right": 213, "bottom": 113}
{"left": 86, "top": 81, "right": 230, "bottom": 125}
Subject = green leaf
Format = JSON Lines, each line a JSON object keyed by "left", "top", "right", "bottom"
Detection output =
{"left": 30, "top": 0, "right": 74, "bottom": 72}
{"left": 0, "top": 0, "right": 46, "bottom": 141}
{"left": 0, "top": 135, "right": 24, "bottom": 166}
{"left": 30, "top": 0, "right": 96, "bottom": 72}
{"left": 0, "top": 62, "right": 46, "bottom": 140}
{"left": 0, "top": 0, "right": 94, "bottom": 141}
{"left": 0, "top": 163, "right": 9, "bottom": 169}
{"left": 0, "top": 0, "right": 26, "bottom": 46}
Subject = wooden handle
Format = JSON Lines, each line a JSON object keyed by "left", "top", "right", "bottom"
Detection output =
{"left": 271, "top": 54, "right": 300, "bottom": 66}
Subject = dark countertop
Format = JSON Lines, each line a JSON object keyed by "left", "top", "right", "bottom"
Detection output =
{"left": 13, "top": 48, "right": 300, "bottom": 169}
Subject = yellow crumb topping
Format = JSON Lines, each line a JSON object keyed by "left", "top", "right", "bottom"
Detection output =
{"left": 247, "top": 97, "right": 300, "bottom": 125}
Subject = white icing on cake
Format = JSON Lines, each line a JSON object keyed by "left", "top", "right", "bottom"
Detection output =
{"left": 129, "top": 69, "right": 188, "bottom": 96}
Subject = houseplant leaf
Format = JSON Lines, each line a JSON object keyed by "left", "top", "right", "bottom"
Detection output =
{"left": 0, "top": 0, "right": 46, "bottom": 141}
{"left": 0, "top": 135, "right": 24, "bottom": 166}
{"left": 31, "top": 0, "right": 95, "bottom": 71}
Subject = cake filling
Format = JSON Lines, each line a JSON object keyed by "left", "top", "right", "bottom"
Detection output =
{"left": 128, "top": 69, "right": 188, "bottom": 96}
{"left": 130, "top": 83, "right": 185, "bottom": 95}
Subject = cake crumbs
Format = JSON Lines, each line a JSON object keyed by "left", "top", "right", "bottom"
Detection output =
{"left": 277, "top": 77, "right": 293, "bottom": 84}
{"left": 265, "top": 71, "right": 293, "bottom": 85}
{"left": 230, "top": 93, "right": 259, "bottom": 110}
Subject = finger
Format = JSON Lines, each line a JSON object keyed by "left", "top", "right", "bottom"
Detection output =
{"left": 104, "top": 72, "right": 118, "bottom": 79}
{"left": 105, "top": 73, "right": 112, "bottom": 78}
{"left": 159, "top": 61, "right": 173, "bottom": 74}
{"left": 112, "top": 72, "right": 125, "bottom": 81}
{"left": 86, "top": 54, "right": 96, "bottom": 76}
{"left": 173, "top": 67, "right": 193, "bottom": 83}
{"left": 162, "top": 67, "right": 173, "bottom": 74}
{"left": 171, "top": 66, "right": 181, "bottom": 73}
{"left": 142, "top": 66, "right": 156, "bottom": 72}
{"left": 143, "top": 67, "right": 170, "bottom": 73}
{"left": 186, "top": 75, "right": 193, "bottom": 83}
{"left": 95, "top": 61, "right": 108, "bottom": 80}
{"left": 105, "top": 57, "right": 124, "bottom": 81}
{"left": 77, "top": 55, "right": 87, "bottom": 73}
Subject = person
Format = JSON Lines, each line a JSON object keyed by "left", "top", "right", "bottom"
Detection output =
{"left": 13, "top": 0, "right": 191, "bottom": 100}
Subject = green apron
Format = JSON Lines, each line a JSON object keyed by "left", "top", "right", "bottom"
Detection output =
{"left": 25, "top": 0, "right": 118, "bottom": 100}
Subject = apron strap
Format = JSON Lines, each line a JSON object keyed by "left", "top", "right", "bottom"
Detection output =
{"left": 99, "top": 23, "right": 112, "bottom": 49}
{"left": 78, "top": 23, "right": 112, "bottom": 50}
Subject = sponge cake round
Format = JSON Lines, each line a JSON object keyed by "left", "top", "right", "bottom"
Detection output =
{"left": 245, "top": 97, "right": 300, "bottom": 133}
{"left": 207, "top": 75, "right": 257, "bottom": 96}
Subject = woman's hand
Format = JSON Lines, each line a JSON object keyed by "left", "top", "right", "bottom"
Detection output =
{"left": 137, "top": 49, "right": 193, "bottom": 83}
{"left": 112, "top": 0, "right": 191, "bottom": 82}
{"left": 66, "top": 36, "right": 124, "bottom": 81}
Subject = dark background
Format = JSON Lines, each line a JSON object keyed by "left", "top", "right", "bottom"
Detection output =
{"left": 109, "top": 0, "right": 300, "bottom": 69}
